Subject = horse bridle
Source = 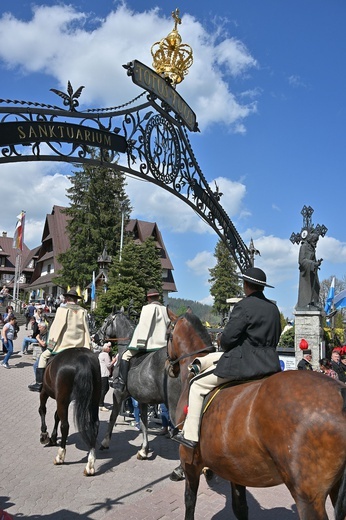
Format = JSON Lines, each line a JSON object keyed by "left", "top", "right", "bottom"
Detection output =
{"left": 166, "top": 317, "right": 215, "bottom": 367}
{"left": 100, "top": 313, "right": 132, "bottom": 343}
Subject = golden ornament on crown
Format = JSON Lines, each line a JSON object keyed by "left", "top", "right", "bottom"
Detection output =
{"left": 151, "top": 8, "right": 193, "bottom": 86}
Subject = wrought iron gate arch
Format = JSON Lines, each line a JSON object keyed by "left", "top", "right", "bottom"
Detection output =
{"left": 0, "top": 62, "right": 252, "bottom": 273}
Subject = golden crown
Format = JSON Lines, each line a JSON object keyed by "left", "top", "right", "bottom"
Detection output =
{"left": 151, "top": 9, "right": 193, "bottom": 86}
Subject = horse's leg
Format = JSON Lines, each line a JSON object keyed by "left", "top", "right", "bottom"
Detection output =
{"left": 136, "top": 403, "right": 149, "bottom": 460}
{"left": 287, "top": 483, "right": 329, "bottom": 520}
{"left": 46, "top": 410, "right": 60, "bottom": 446}
{"left": 231, "top": 483, "right": 248, "bottom": 520}
{"left": 183, "top": 458, "right": 202, "bottom": 520}
{"left": 53, "top": 398, "right": 69, "bottom": 465}
{"left": 99, "top": 388, "right": 124, "bottom": 450}
{"left": 39, "top": 391, "right": 50, "bottom": 445}
{"left": 293, "top": 498, "right": 328, "bottom": 520}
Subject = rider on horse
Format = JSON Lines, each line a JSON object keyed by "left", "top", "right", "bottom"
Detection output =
{"left": 171, "top": 267, "right": 282, "bottom": 449}
{"left": 112, "top": 288, "right": 170, "bottom": 391}
{"left": 28, "top": 288, "right": 92, "bottom": 392}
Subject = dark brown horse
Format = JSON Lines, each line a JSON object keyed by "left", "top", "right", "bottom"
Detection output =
{"left": 167, "top": 311, "right": 346, "bottom": 520}
{"left": 39, "top": 348, "right": 101, "bottom": 476}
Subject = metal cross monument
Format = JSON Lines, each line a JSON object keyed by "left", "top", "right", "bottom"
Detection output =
{"left": 290, "top": 205, "right": 328, "bottom": 245}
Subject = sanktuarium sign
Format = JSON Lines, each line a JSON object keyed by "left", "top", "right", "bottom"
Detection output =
{"left": 0, "top": 121, "right": 127, "bottom": 153}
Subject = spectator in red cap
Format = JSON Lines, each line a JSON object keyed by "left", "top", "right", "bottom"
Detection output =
{"left": 297, "top": 339, "right": 313, "bottom": 370}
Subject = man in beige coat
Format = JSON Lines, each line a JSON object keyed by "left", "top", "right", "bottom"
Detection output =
{"left": 113, "top": 288, "right": 170, "bottom": 391}
{"left": 28, "top": 288, "right": 92, "bottom": 392}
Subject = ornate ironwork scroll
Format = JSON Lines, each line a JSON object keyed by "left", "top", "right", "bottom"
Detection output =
{"left": 0, "top": 65, "right": 252, "bottom": 272}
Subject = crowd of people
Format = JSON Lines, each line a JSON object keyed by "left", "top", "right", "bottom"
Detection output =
{"left": 297, "top": 341, "right": 346, "bottom": 382}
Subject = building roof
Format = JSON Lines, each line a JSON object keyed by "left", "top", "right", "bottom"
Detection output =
{"left": 126, "top": 219, "right": 174, "bottom": 270}
{"left": 30, "top": 205, "right": 70, "bottom": 285}
{"left": 27, "top": 210, "right": 176, "bottom": 295}
{"left": 0, "top": 233, "right": 38, "bottom": 286}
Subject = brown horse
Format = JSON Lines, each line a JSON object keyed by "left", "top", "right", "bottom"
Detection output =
{"left": 166, "top": 310, "right": 346, "bottom": 520}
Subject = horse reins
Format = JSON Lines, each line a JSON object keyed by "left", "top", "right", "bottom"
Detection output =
{"left": 166, "top": 318, "right": 215, "bottom": 366}
{"left": 167, "top": 345, "right": 215, "bottom": 366}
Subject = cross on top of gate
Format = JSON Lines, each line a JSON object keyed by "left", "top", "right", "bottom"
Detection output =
{"left": 289, "top": 205, "right": 328, "bottom": 245}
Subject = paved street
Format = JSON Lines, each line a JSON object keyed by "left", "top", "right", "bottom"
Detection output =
{"left": 0, "top": 325, "right": 335, "bottom": 519}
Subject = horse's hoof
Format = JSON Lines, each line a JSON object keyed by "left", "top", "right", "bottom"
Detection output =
{"left": 40, "top": 433, "right": 49, "bottom": 445}
{"left": 99, "top": 444, "right": 109, "bottom": 451}
{"left": 136, "top": 452, "right": 148, "bottom": 460}
{"left": 83, "top": 468, "right": 95, "bottom": 476}
{"left": 170, "top": 467, "right": 185, "bottom": 481}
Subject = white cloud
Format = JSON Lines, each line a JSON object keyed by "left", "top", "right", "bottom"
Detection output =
{"left": 186, "top": 250, "right": 215, "bottom": 277}
{"left": 126, "top": 174, "right": 248, "bottom": 236}
{"left": 318, "top": 236, "right": 346, "bottom": 264}
{"left": 214, "top": 38, "right": 258, "bottom": 76}
{"left": 0, "top": 4, "right": 258, "bottom": 131}
{"left": 209, "top": 177, "right": 247, "bottom": 217}
{"left": 199, "top": 294, "right": 214, "bottom": 306}
{"left": 0, "top": 163, "right": 70, "bottom": 248}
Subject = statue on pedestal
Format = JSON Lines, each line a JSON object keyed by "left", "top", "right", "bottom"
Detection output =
{"left": 297, "top": 232, "right": 323, "bottom": 309}
{"left": 290, "top": 205, "right": 327, "bottom": 311}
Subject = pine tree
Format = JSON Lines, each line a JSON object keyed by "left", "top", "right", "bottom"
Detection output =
{"left": 56, "top": 152, "right": 131, "bottom": 288}
{"left": 208, "top": 240, "right": 243, "bottom": 318}
{"left": 95, "top": 236, "right": 163, "bottom": 318}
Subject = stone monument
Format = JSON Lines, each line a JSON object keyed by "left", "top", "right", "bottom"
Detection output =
{"left": 290, "top": 205, "right": 328, "bottom": 369}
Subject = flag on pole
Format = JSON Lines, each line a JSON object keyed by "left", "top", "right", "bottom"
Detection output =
{"left": 334, "top": 289, "right": 346, "bottom": 310}
{"left": 324, "top": 276, "right": 335, "bottom": 316}
{"left": 91, "top": 271, "right": 96, "bottom": 301}
{"left": 13, "top": 211, "right": 25, "bottom": 250}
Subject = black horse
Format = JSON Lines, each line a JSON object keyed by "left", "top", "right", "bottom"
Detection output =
{"left": 96, "top": 310, "right": 183, "bottom": 464}
{"left": 39, "top": 348, "right": 101, "bottom": 476}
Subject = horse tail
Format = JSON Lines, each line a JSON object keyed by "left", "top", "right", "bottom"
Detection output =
{"left": 73, "top": 355, "right": 99, "bottom": 448}
{"left": 334, "top": 388, "right": 346, "bottom": 520}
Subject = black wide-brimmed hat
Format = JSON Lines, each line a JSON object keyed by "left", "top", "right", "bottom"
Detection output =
{"left": 63, "top": 288, "right": 82, "bottom": 299}
{"left": 238, "top": 267, "right": 274, "bottom": 288}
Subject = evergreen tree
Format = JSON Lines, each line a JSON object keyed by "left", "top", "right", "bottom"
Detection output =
{"left": 208, "top": 240, "right": 243, "bottom": 318}
{"left": 56, "top": 152, "right": 131, "bottom": 288}
{"left": 95, "top": 236, "right": 163, "bottom": 319}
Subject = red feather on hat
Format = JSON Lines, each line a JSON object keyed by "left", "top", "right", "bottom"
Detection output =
{"left": 299, "top": 339, "right": 309, "bottom": 350}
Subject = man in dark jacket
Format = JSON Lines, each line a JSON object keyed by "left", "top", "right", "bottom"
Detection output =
{"left": 297, "top": 349, "right": 313, "bottom": 370}
{"left": 171, "top": 267, "right": 282, "bottom": 449}
{"left": 330, "top": 349, "right": 346, "bottom": 382}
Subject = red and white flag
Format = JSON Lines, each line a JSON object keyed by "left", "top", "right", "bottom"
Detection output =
{"left": 13, "top": 211, "right": 25, "bottom": 251}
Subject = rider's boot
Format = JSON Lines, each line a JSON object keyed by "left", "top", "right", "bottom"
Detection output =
{"left": 112, "top": 359, "right": 129, "bottom": 391}
{"left": 28, "top": 367, "right": 45, "bottom": 392}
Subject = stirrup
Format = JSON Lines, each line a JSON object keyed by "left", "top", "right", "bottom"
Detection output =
{"left": 28, "top": 382, "right": 42, "bottom": 392}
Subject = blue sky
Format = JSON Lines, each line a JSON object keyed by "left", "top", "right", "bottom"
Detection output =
{"left": 0, "top": 0, "right": 345, "bottom": 318}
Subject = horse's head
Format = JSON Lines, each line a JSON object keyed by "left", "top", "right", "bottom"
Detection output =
{"left": 113, "top": 311, "right": 135, "bottom": 346}
{"left": 166, "top": 308, "right": 214, "bottom": 378}
{"left": 95, "top": 314, "right": 114, "bottom": 344}
{"left": 94, "top": 311, "right": 135, "bottom": 348}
